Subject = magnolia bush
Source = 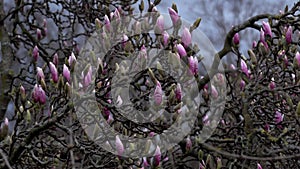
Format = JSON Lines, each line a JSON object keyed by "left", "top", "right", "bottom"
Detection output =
{"left": 0, "top": 0, "right": 300, "bottom": 169}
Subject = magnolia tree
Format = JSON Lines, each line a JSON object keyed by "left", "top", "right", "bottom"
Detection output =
{"left": 0, "top": 0, "right": 300, "bottom": 169}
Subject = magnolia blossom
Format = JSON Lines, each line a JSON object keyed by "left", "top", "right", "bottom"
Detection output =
{"left": 160, "top": 32, "right": 168, "bottom": 47}
{"left": 153, "top": 146, "right": 161, "bottom": 166}
{"left": 68, "top": 52, "right": 76, "bottom": 67}
{"left": 32, "top": 84, "right": 46, "bottom": 104}
{"left": 286, "top": 26, "right": 292, "bottom": 44}
{"left": 37, "top": 28, "right": 42, "bottom": 40}
{"left": 53, "top": 53, "right": 59, "bottom": 66}
{"left": 294, "top": 51, "right": 300, "bottom": 68}
{"left": 257, "top": 163, "right": 263, "bottom": 169}
{"left": 240, "top": 79, "right": 246, "bottom": 91}
{"left": 36, "top": 67, "right": 45, "bottom": 80}
{"left": 104, "top": 15, "right": 110, "bottom": 31}
{"left": 240, "top": 59, "right": 249, "bottom": 77}
{"left": 20, "top": 85, "right": 26, "bottom": 100}
{"left": 154, "top": 81, "right": 163, "bottom": 105}
{"left": 182, "top": 27, "right": 192, "bottom": 47}
{"left": 185, "top": 137, "right": 192, "bottom": 151}
{"left": 188, "top": 56, "right": 198, "bottom": 75}
{"left": 176, "top": 44, "right": 187, "bottom": 57}
{"left": 33, "top": 46, "right": 39, "bottom": 61}
{"left": 63, "top": 64, "right": 70, "bottom": 82}
{"left": 275, "top": 111, "right": 284, "bottom": 124}
{"left": 155, "top": 15, "right": 164, "bottom": 33}
{"left": 115, "top": 135, "right": 124, "bottom": 156}
{"left": 175, "top": 83, "right": 182, "bottom": 100}
{"left": 168, "top": 7, "right": 179, "bottom": 25}
{"left": 233, "top": 33, "right": 239, "bottom": 45}
{"left": 83, "top": 67, "right": 92, "bottom": 88}
{"left": 49, "top": 62, "right": 58, "bottom": 83}
{"left": 262, "top": 21, "right": 272, "bottom": 37}
{"left": 269, "top": 81, "right": 276, "bottom": 90}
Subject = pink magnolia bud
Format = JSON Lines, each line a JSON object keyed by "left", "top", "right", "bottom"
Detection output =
{"left": 37, "top": 28, "right": 42, "bottom": 40}
{"left": 262, "top": 21, "right": 272, "bottom": 37}
{"left": 49, "top": 62, "right": 58, "bottom": 83}
{"left": 211, "top": 85, "right": 218, "bottom": 99}
{"left": 257, "top": 163, "right": 263, "bottom": 169}
{"left": 269, "top": 81, "right": 276, "bottom": 90}
{"left": 138, "top": 45, "right": 147, "bottom": 59}
{"left": 33, "top": 46, "right": 39, "bottom": 62}
{"left": 63, "top": 64, "right": 71, "bottom": 82}
{"left": 176, "top": 44, "right": 187, "bottom": 57}
{"left": 115, "top": 135, "right": 124, "bottom": 156}
{"left": 113, "top": 8, "right": 121, "bottom": 21}
{"left": 36, "top": 67, "right": 45, "bottom": 80}
{"left": 104, "top": 15, "right": 110, "bottom": 31}
{"left": 154, "top": 81, "right": 163, "bottom": 105}
{"left": 168, "top": 7, "right": 179, "bottom": 25}
{"left": 275, "top": 111, "right": 284, "bottom": 124}
{"left": 153, "top": 146, "right": 161, "bottom": 167}
{"left": 155, "top": 15, "right": 164, "bottom": 33}
{"left": 240, "top": 79, "right": 246, "bottom": 91}
{"left": 53, "top": 53, "right": 59, "bottom": 66}
{"left": 233, "top": 33, "right": 239, "bottom": 45}
{"left": 185, "top": 137, "right": 192, "bottom": 151}
{"left": 68, "top": 52, "right": 76, "bottom": 67}
{"left": 260, "top": 28, "right": 265, "bottom": 42}
{"left": 286, "top": 26, "right": 292, "bottom": 44}
{"left": 4, "top": 118, "right": 8, "bottom": 126}
{"left": 83, "top": 66, "right": 92, "bottom": 88}
{"left": 240, "top": 59, "right": 249, "bottom": 77}
{"left": 294, "top": 51, "right": 300, "bottom": 68}
{"left": 143, "top": 157, "right": 150, "bottom": 167}
{"left": 182, "top": 27, "right": 192, "bottom": 47}
{"left": 175, "top": 84, "right": 182, "bottom": 100}
{"left": 162, "top": 31, "right": 169, "bottom": 46}
{"left": 122, "top": 34, "right": 129, "bottom": 48}
{"left": 32, "top": 84, "right": 46, "bottom": 104}
{"left": 188, "top": 56, "right": 198, "bottom": 75}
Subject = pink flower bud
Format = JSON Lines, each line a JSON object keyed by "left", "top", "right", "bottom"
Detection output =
{"left": 104, "top": 15, "right": 110, "bottom": 31}
{"left": 162, "top": 31, "right": 169, "bottom": 46}
{"left": 240, "top": 79, "right": 246, "bottom": 91}
{"left": 33, "top": 46, "right": 39, "bottom": 62}
{"left": 83, "top": 67, "right": 92, "bottom": 88}
{"left": 294, "top": 51, "right": 300, "bottom": 68}
{"left": 4, "top": 118, "right": 9, "bottom": 126}
{"left": 122, "top": 34, "right": 129, "bottom": 48}
{"left": 233, "top": 33, "right": 239, "bottom": 45}
{"left": 113, "top": 8, "right": 121, "bottom": 21}
{"left": 275, "top": 111, "right": 284, "bottom": 124}
{"left": 115, "top": 135, "right": 124, "bottom": 156}
{"left": 211, "top": 85, "right": 218, "bottom": 99}
{"left": 262, "top": 21, "right": 272, "bottom": 37}
{"left": 68, "top": 52, "right": 76, "bottom": 67}
{"left": 37, "top": 28, "right": 42, "bottom": 40}
{"left": 176, "top": 44, "right": 187, "bottom": 57}
{"left": 155, "top": 15, "right": 164, "bottom": 33}
{"left": 53, "top": 53, "right": 59, "bottom": 66}
{"left": 32, "top": 84, "right": 46, "bottom": 104}
{"left": 36, "top": 67, "right": 45, "bottom": 80}
{"left": 153, "top": 146, "right": 161, "bottom": 166}
{"left": 182, "top": 27, "right": 191, "bottom": 47}
{"left": 63, "top": 64, "right": 71, "bottom": 82}
{"left": 240, "top": 59, "right": 249, "bottom": 77}
{"left": 175, "top": 84, "right": 182, "bottom": 100}
{"left": 257, "top": 163, "right": 263, "bottom": 169}
{"left": 20, "top": 85, "right": 26, "bottom": 99}
{"left": 168, "top": 7, "right": 179, "bottom": 25}
{"left": 260, "top": 28, "right": 265, "bottom": 42}
{"left": 185, "top": 137, "right": 192, "bottom": 151}
{"left": 188, "top": 56, "right": 198, "bottom": 75}
{"left": 49, "top": 62, "right": 58, "bottom": 83}
{"left": 138, "top": 45, "right": 147, "bottom": 59}
{"left": 154, "top": 81, "right": 163, "bottom": 105}
{"left": 286, "top": 26, "right": 292, "bottom": 44}
{"left": 143, "top": 157, "right": 150, "bottom": 167}
{"left": 269, "top": 81, "right": 276, "bottom": 90}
